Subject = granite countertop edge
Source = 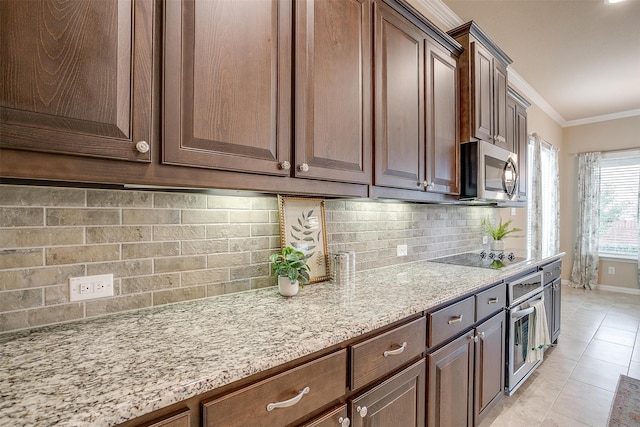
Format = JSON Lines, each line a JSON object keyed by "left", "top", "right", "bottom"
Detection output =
{"left": 0, "top": 252, "right": 565, "bottom": 426}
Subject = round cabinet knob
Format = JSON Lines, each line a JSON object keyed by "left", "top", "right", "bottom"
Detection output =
{"left": 426, "top": 181, "right": 434, "bottom": 189}
{"left": 338, "top": 416, "right": 351, "bottom": 427}
{"left": 135, "top": 141, "right": 150, "bottom": 154}
{"left": 298, "top": 163, "right": 309, "bottom": 172}
{"left": 356, "top": 406, "right": 368, "bottom": 417}
{"left": 279, "top": 161, "right": 291, "bottom": 170}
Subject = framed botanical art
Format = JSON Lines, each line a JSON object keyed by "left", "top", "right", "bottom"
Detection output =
{"left": 277, "top": 195, "right": 329, "bottom": 283}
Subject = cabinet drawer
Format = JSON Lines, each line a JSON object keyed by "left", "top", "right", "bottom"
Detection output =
{"left": 351, "top": 317, "right": 426, "bottom": 390}
{"left": 428, "top": 296, "right": 475, "bottom": 348}
{"left": 475, "top": 282, "right": 506, "bottom": 321}
{"left": 299, "top": 404, "right": 348, "bottom": 427}
{"left": 144, "top": 410, "right": 190, "bottom": 427}
{"left": 203, "top": 350, "right": 347, "bottom": 427}
{"left": 542, "top": 259, "right": 562, "bottom": 284}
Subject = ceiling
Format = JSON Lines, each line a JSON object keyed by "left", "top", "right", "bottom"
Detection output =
{"left": 437, "top": 0, "right": 640, "bottom": 126}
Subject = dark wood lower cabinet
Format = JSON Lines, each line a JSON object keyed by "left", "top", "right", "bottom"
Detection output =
{"left": 474, "top": 312, "right": 505, "bottom": 424}
{"left": 427, "top": 333, "right": 474, "bottom": 427}
{"left": 544, "top": 279, "right": 562, "bottom": 344}
{"left": 350, "top": 358, "right": 426, "bottom": 427}
{"left": 427, "top": 311, "right": 505, "bottom": 427}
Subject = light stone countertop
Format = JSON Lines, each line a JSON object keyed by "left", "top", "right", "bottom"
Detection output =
{"left": 0, "top": 253, "right": 564, "bottom": 427}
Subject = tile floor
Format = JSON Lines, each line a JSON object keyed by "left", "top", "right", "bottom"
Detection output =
{"left": 480, "top": 285, "right": 640, "bottom": 427}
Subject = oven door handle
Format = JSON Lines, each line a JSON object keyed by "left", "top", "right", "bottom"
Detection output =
{"left": 511, "top": 306, "right": 535, "bottom": 319}
{"left": 510, "top": 295, "right": 544, "bottom": 320}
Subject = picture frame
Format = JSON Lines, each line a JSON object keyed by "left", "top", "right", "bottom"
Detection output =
{"left": 277, "top": 195, "right": 329, "bottom": 283}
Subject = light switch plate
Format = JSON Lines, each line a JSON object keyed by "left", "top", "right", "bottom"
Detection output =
{"left": 70, "top": 274, "right": 114, "bottom": 302}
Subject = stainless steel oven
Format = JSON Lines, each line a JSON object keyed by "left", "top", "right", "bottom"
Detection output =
{"left": 505, "top": 270, "right": 545, "bottom": 395}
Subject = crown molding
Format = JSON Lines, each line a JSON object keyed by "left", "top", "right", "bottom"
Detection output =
{"left": 563, "top": 109, "right": 640, "bottom": 127}
{"left": 408, "top": 0, "right": 638, "bottom": 129}
{"left": 409, "top": 0, "right": 463, "bottom": 29}
{"left": 507, "top": 69, "right": 566, "bottom": 126}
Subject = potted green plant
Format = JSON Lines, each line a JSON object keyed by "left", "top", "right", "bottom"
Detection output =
{"left": 269, "top": 246, "right": 310, "bottom": 296}
{"left": 481, "top": 217, "right": 522, "bottom": 251}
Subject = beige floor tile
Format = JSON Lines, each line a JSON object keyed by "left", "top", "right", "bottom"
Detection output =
{"left": 632, "top": 346, "right": 640, "bottom": 363}
{"left": 547, "top": 336, "right": 589, "bottom": 362}
{"left": 601, "top": 312, "right": 640, "bottom": 333}
{"left": 593, "top": 325, "right": 637, "bottom": 347}
{"left": 535, "top": 351, "right": 577, "bottom": 388}
{"left": 628, "top": 361, "right": 640, "bottom": 379}
{"left": 542, "top": 409, "right": 590, "bottom": 427}
{"left": 570, "top": 355, "right": 628, "bottom": 392}
{"left": 583, "top": 338, "right": 633, "bottom": 367}
{"left": 550, "top": 379, "right": 614, "bottom": 426}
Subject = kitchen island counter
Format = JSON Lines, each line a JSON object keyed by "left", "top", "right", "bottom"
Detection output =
{"left": 0, "top": 252, "right": 564, "bottom": 426}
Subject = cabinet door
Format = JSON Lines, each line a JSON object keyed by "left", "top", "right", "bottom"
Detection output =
{"left": 373, "top": 0, "right": 425, "bottom": 190}
{"left": 552, "top": 280, "right": 561, "bottom": 342}
{"left": 506, "top": 96, "right": 517, "bottom": 155}
{"left": 350, "top": 358, "right": 426, "bottom": 427}
{"left": 516, "top": 103, "right": 528, "bottom": 199}
{"left": 163, "top": 0, "right": 291, "bottom": 176}
{"left": 544, "top": 284, "right": 554, "bottom": 341}
{"left": 427, "top": 333, "right": 474, "bottom": 427}
{"left": 474, "top": 311, "right": 505, "bottom": 424}
{"left": 295, "top": 0, "right": 372, "bottom": 184}
{"left": 470, "top": 42, "right": 493, "bottom": 144}
{"left": 492, "top": 61, "right": 509, "bottom": 150}
{"left": 425, "top": 40, "right": 459, "bottom": 195}
{"left": 0, "top": 0, "right": 154, "bottom": 162}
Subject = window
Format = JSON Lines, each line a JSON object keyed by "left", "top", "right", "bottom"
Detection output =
{"left": 598, "top": 151, "right": 640, "bottom": 258}
{"left": 526, "top": 136, "right": 559, "bottom": 258}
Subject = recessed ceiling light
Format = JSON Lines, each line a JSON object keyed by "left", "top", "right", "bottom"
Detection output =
{"left": 605, "top": 0, "right": 626, "bottom": 4}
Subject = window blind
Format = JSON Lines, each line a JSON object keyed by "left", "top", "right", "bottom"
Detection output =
{"left": 599, "top": 150, "right": 640, "bottom": 257}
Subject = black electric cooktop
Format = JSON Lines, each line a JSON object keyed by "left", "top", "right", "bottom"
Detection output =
{"left": 430, "top": 251, "right": 528, "bottom": 269}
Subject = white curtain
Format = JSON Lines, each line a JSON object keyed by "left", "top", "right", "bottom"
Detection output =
{"left": 528, "top": 134, "right": 560, "bottom": 257}
{"left": 570, "top": 152, "right": 601, "bottom": 290}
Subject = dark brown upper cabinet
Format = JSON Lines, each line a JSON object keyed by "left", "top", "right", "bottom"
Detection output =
{"left": 0, "top": 0, "right": 155, "bottom": 162}
{"left": 163, "top": 0, "right": 371, "bottom": 185}
{"left": 448, "top": 22, "right": 512, "bottom": 150}
{"left": 373, "top": 0, "right": 461, "bottom": 196}
{"left": 163, "top": 0, "right": 292, "bottom": 176}
{"left": 425, "top": 40, "right": 460, "bottom": 195}
{"left": 507, "top": 87, "right": 530, "bottom": 201}
{"left": 295, "top": 0, "right": 372, "bottom": 184}
{"left": 373, "top": 0, "right": 425, "bottom": 191}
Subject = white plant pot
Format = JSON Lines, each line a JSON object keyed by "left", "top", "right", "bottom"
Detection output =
{"left": 278, "top": 276, "right": 299, "bottom": 297}
{"left": 491, "top": 240, "right": 505, "bottom": 251}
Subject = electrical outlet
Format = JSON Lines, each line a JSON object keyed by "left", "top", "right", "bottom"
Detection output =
{"left": 511, "top": 208, "right": 517, "bottom": 216}
{"left": 70, "top": 274, "right": 114, "bottom": 302}
{"left": 397, "top": 244, "right": 408, "bottom": 257}
{"left": 608, "top": 267, "right": 615, "bottom": 275}
{"left": 482, "top": 236, "right": 488, "bottom": 245}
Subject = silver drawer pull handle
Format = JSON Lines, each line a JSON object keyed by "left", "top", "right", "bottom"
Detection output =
{"left": 488, "top": 297, "right": 499, "bottom": 304}
{"left": 266, "top": 387, "right": 310, "bottom": 411}
{"left": 383, "top": 342, "right": 407, "bottom": 357}
{"left": 448, "top": 315, "right": 463, "bottom": 324}
{"left": 356, "top": 406, "right": 368, "bottom": 417}
{"left": 338, "top": 416, "right": 351, "bottom": 427}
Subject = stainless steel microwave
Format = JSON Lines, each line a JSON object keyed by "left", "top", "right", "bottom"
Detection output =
{"left": 460, "top": 140, "right": 518, "bottom": 202}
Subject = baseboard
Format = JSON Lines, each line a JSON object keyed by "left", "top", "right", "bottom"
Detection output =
{"left": 596, "top": 284, "right": 640, "bottom": 296}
